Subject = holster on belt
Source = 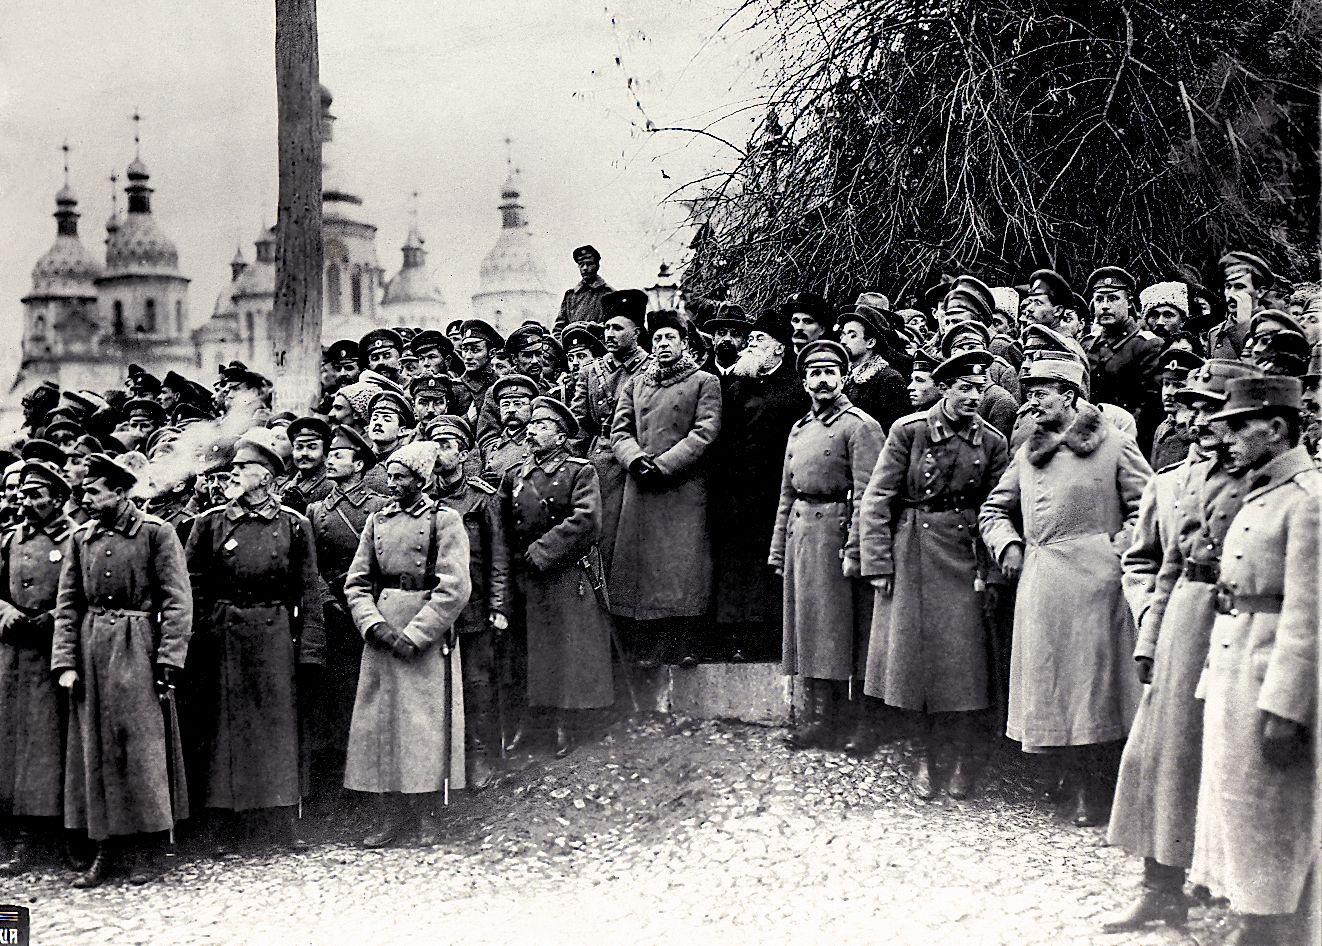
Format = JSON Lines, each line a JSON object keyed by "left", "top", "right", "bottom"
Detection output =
{"left": 1183, "top": 560, "right": 1219, "bottom": 584}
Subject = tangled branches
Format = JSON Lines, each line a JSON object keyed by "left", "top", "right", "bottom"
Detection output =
{"left": 679, "top": 0, "right": 1321, "bottom": 309}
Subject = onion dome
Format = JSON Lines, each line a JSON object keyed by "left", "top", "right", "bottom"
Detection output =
{"left": 476, "top": 169, "right": 550, "bottom": 295}
{"left": 30, "top": 184, "right": 102, "bottom": 295}
{"left": 104, "top": 156, "right": 180, "bottom": 276}
{"left": 382, "top": 223, "right": 445, "bottom": 307}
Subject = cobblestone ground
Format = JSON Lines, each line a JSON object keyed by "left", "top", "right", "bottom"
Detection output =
{"left": 0, "top": 715, "right": 1265, "bottom": 945}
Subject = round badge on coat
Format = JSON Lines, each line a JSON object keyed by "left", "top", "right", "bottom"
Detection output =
{"left": 49, "top": 549, "right": 62, "bottom": 563}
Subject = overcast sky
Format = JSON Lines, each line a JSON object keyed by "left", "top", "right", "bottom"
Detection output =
{"left": 0, "top": 0, "right": 768, "bottom": 347}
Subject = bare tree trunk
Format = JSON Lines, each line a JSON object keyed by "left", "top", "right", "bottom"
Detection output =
{"left": 271, "top": 0, "right": 323, "bottom": 412}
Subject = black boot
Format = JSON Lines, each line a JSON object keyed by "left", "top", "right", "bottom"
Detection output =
{"left": 945, "top": 714, "right": 979, "bottom": 800}
{"left": 911, "top": 749, "right": 937, "bottom": 801}
{"left": 284, "top": 808, "right": 310, "bottom": 851}
{"left": 842, "top": 696, "right": 881, "bottom": 757}
{"left": 1071, "top": 748, "right": 1113, "bottom": 827}
{"left": 71, "top": 841, "right": 111, "bottom": 888}
{"left": 410, "top": 794, "right": 442, "bottom": 847}
{"left": 362, "top": 795, "right": 403, "bottom": 848}
{"left": 786, "top": 679, "right": 832, "bottom": 750}
{"left": 124, "top": 837, "right": 160, "bottom": 886}
{"left": 554, "top": 709, "right": 576, "bottom": 759}
{"left": 467, "top": 740, "right": 496, "bottom": 791}
{"left": 0, "top": 830, "right": 35, "bottom": 877}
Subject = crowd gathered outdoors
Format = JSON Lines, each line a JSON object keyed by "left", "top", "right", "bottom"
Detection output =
{"left": 0, "top": 241, "right": 1317, "bottom": 942}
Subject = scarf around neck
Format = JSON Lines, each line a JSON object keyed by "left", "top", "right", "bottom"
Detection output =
{"left": 644, "top": 352, "right": 699, "bottom": 387}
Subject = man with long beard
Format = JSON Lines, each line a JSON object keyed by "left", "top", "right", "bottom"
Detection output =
{"left": 712, "top": 309, "right": 808, "bottom": 662}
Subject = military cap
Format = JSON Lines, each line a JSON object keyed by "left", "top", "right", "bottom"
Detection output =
{"left": 1022, "top": 323, "right": 1075, "bottom": 353}
{"left": 266, "top": 411, "right": 298, "bottom": 429}
{"left": 232, "top": 431, "right": 287, "bottom": 477}
{"left": 1027, "top": 269, "right": 1073, "bottom": 306}
{"left": 61, "top": 389, "right": 107, "bottom": 418}
{"left": 288, "top": 416, "right": 333, "bottom": 445}
{"left": 942, "top": 287, "right": 993, "bottom": 324}
{"left": 1248, "top": 309, "right": 1305, "bottom": 339}
{"left": 70, "top": 434, "right": 102, "bottom": 458}
{"left": 143, "top": 427, "right": 180, "bottom": 459}
{"left": 398, "top": 350, "right": 419, "bottom": 366}
{"left": 1208, "top": 375, "right": 1302, "bottom": 422}
{"left": 84, "top": 452, "right": 138, "bottom": 490}
{"left": 445, "top": 318, "right": 466, "bottom": 336}
{"left": 795, "top": 339, "right": 850, "bottom": 375}
{"left": 161, "top": 370, "right": 191, "bottom": 393}
{"left": 561, "top": 321, "right": 607, "bottom": 356}
{"left": 460, "top": 319, "right": 505, "bottom": 350}
{"left": 19, "top": 459, "right": 69, "bottom": 498}
{"left": 529, "top": 396, "right": 578, "bottom": 437}
{"left": 522, "top": 321, "right": 550, "bottom": 335}
{"left": 1084, "top": 266, "right": 1137, "bottom": 299}
{"left": 218, "top": 360, "right": 251, "bottom": 383}
{"left": 1139, "top": 281, "right": 1190, "bottom": 317}
{"left": 490, "top": 373, "right": 540, "bottom": 403}
{"left": 21, "top": 438, "right": 66, "bottom": 468}
{"left": 357, "top": 370, "right": 408, "bottom": 399}
{"left": 647, "top": 309, "right": 685, "bottom": 339}
{"left": 22, "top": 381, "right": 60, "bottom": 410}
{"left": 230, "top": 369, "right": 271, "bottom": 392}
{"left": 1253, "top": 329, "right": 1311, "bottom": 376}
{"left": 359, "top": 327, "right": 404, "bottom": 363}
{"left": 366, "top": 390, "right": 417, "bottom": 427}
{"left": 395, "top": 326, "right": 419, "bottom": 344}
{"left": 933, "top": 349, "right": 994, "bottom": 386}
{"left": 911, "top": 349, "right": 940, "bottom": 374}
{"left": 409, "top": 329, "right": 452, "bottom": 358}
{"left": 572, "top": 244, "right": 601, "bottom": 263}
{"left": 328, "top": 425, "right": 376, "bottom": 465}
{"left": 1, "top": 460, "right": 22, "bottom": 485}
{"left": 542, "top": 335, "right": 568, "bottom": 374}
{"left": 1021, "top": 357, "right": 1087, "bottom": 393}
{"left": 410, "top": 375, "right": 451, "bottom": 401}
{"left": 323, "top": 339, "right": 361, "bottom": 364}
{"left": 427, "top": 414, "right": 474, "bottom": 448}
{"left": 41, "top": 416, "right": 85, "bottom": 441}
{"left": 1219, "top": 251, "right": 1277, "bottom": 291}
{"left": 504, "top": 325, "right": 546, "bottom": 356}
{"left": 122, "top": 397, "right": 166, "bottom": 426}
{"left": 127, "top": 365, "right": 162, "bottom": 393}
{"left": 1304, "top": 346, "right": 1322, "bottom": 385}
{"left": 946, "top": 275, "right": 995, "bottom": 314}
{"left": 1156, "top": 348, "right": 1204, "bottom": 382}
{"left": 939, "top": 320, "right": 992, "bottom": 356}
{"left": 173, "top": 401, "right": 211, "bottom": 426}
{"left": 601, "top": 289, "right": 649, "bottom": 331}
{"left": 780, "top": 290, "right": 830, "bottom": 324}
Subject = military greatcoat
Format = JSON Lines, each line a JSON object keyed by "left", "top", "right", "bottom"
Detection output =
{"left": 769, "top": 397, "right": 882, "bottom": 681}
{"left": 859, "top": 402, "right": 1009, "bottom": 712}
{"left": 1192, "top": 447, "right": 1318, "bottom": 915}
{"left": 51, "top": 503, "right": 193, "bottom": 840}
{"left": 979, "top": 401, "right": 1151, "bottom": 749}
{"left": 344, "top": 497, "right": 471, "bottom": 794}
{"left": 185, "top": 497, "right": 325, "bottom": 811}
{"left": 503, "top": 449, "right": 614, "bottom": 710}
{"left": 0, "top": 514, "right": 73, "bottom": 817}
{"left": 1110, "top": 457, "right": 1246, "bottom": 869}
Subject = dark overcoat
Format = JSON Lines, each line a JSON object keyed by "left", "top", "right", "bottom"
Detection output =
{"left": 1192, "top": 447, "right": 1318, "bottom": 914}
{"left": 609, "top": 361, "right": 722, "bottom": 620}
{"left": 51, "top": 503, "right": 193, "bottom": 840}
{"left": 711, "top": 359, "right": 807, "bottom": 626}
{"left": 0, "top": 515, "right": 73, "bottom": 817}
{"left": 769, "top": 398, "right": 882, "bottom": 681}
{"left": 503, "top": 450, "right": 615, "bottom": 710}
{"left": 185, "top": 497, "right": 325, "bottom": 811}
{"left": 979, "top": 402, "right": 1151, "bottom": 749}
{"left": 1110, "top": 458, "right": 1244, "bottom": 868}
{"left": 860, "top": 403, "right": 1009, "bottom": 712}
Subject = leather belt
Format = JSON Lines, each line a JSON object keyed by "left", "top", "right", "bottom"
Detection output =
{"left": 899, "top": 494, "right": 980, "bottom": 513}
{"left": 1214, "top": 586, "right": 1283, "bottom": 616}
{"left": 1183, "top": 560, "right": 1219, "bottom": 584}
{"left": 792, "top": 491, "right": 847, "bottom": 504}
{"left": 87, "top": 606, "right": 153, "bottom": 618}
{"left": 378, "top": 575, "right": 438, "bottom": 592}
{"left": 215, "top": 598, "right": 288, "bottom": 609}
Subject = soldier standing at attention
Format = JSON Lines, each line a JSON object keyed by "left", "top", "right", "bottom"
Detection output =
{"left": 858, "top": 350, "right": 1009, "bottom": 799}
{"left": 769, "top": 340, "right": 882, "bottom": 751}
{"left": 184, "top": 431, "right": 325, "bottom": 852}
{"left": 52, "top": 453, "right": 193, "bottom": 887}
{"left": 480, "top": 374, "right": 537, "bottom": 487}
{"left": 554, "top": 245, "right": 613, "bottom": 334}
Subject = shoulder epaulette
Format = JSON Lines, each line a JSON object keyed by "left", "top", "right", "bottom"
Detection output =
{"left": 466, "top": 477, "right": 498, "bottom": 495}
{"left": 1156, "top": 460, "right": 1185, "bottom": 475}
{"left": 139, "top": 511, "right": 168, "bottom": 528}
{"left": 562, "top": 456, "right": 590, "bottom": 466}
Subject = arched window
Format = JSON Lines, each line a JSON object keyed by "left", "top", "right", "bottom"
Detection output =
{"left": 112, "top": 300, "right": 125, "bottom": 335}
{"left": 143, "top": 298, "right": 157, "bottom": 333}
{"left": 351, "top": 266, "right": 363, "bottom": 314}
{"left": 175, "top": 300, "right": 184, "bottom": 335}
{"left": 327, "top": 264, "right": 342, "bottom": 314}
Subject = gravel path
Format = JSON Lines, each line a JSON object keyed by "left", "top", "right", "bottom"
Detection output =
{"left": 3, "top": 716, "right": 1247, "bottom": 945}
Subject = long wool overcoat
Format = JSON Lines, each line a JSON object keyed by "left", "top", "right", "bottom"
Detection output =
{"left": 609, "top": 360, "right": 722, "bottom": 620}
{"left": 344, "top": 497, "right": 471, "bottom": 794}
{"left": 185, "top": 497, "right": 325, "bottom": 812}
{"left": 0, "top": 515, "right": 73, "bottom": 817}
{"left": 979, "top": 402, "right": 1151, "bottom": 749}
{"left": 51, "top": 503, "right": 193, "bottom": 840}
{"left": 503, "top": 449, "right": 615, "bottom": 710}
{"left": 860, "top": 403, "right": 1009, "bottom": 712}
{"left": 769, "top": 398, "right": 882, "bottom": 681}
{"left": 1191, "top": 447, "right": 1318, "bottom": 915}
{"left": 1109, "top": 457, "right": 1244, "bottom": 868}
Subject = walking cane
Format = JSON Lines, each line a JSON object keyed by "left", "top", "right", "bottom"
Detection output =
{"left": 441, "top": 629, "right": 454, "bottom": 807}
{"left": 159, "top": 684, "right": 179, "bottom": 847}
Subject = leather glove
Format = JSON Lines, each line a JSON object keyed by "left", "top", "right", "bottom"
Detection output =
{"left": 154, "top": 664, "right": 180, "bottom": 699}
{"left": 1135, "top": 657, "right": 1153, "bottom": 686}
{"left": 1260, "top": 711, "right": 1310, "bottom": 769}
{"left": 629, "top": 456, "right": 662, "bottom": 487}
{"left": 0, "top": 614, "right": 28, "bottom": 645}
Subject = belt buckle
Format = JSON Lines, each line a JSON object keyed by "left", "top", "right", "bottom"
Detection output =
{"left": 1215, "top": 587, "right": 1238, "bottom": 616}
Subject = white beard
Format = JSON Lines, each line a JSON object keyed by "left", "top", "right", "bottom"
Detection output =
{"left": 731, "top": 345, "right": 779, "bottom": 378}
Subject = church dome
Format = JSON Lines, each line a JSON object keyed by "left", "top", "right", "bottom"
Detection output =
{"left": 475, "top": 171, "right": 550, "bottom": 295}
{"left": 382, "top": 225, "right": 445, "bottom": 306}
{"left": 30, "top": 185, "right": 101, "bottom": 295}
{"left": 104, "top": 156, "right": 180, "bottom": 276}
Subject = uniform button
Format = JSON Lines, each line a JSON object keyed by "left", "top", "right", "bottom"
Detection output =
{"left": 824, "top": 450, "right": 831, "bottom": 456}
{"left": 104, "top": 570, "right": 112, "bottom": 577}
{"left": 416, "top": 560, "right": 423, "bottom": 567}
{"left": 21, "top": 579, "right": 31, "bottom": 588}
{"left": 105, "top": 550, "right": 112, "bottom": 556}
{"left": 1234, "top": 553, "right": 1242, "bottom": 559}
{"left": 922, "top": 523, "right": 929, "bottom": 529}
{"left": 814, "top": 512, "right": 822, "bottom": 519}
{"left": 416, "top": 545, "right": 423, "bottom": 551}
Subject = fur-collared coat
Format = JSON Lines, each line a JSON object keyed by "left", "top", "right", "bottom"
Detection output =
{"left": 979, "top": 401, "right": 1152, "bottom": 749}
